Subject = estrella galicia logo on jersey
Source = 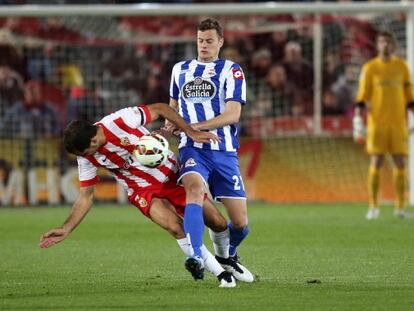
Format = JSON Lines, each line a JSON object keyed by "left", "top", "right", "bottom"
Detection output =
{"left": 185, "top": 158, "right": 197, "bottom": 168}
{"left": 181, "top": 76, "right": 216, "bottom": 103}
{"left": 232, "top": 68, "right": 244, "bottom": 80}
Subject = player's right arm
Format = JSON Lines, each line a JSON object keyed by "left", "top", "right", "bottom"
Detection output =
{"left": 353, "top": 62, "right": 372, "bottom": 142}
{"left": 39, "top": 185, "right": 95, "bottom": 248}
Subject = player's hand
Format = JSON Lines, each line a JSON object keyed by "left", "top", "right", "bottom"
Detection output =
{"left": 352, "top": 115, "right": 365, "bottom": 144}
{"left": 162, "top": 121, "right": 181, "bottom": 137}
{"left": 187, "top": 128, "right": 220, "bottom": 144}
{"left": 151, "top": 128, "right": 172, "bottom": 139}
{"left": 39, "top": 228, "right": 69, "bottom": 248}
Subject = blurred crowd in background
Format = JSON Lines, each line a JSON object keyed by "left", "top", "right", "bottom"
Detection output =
{"left": 0, "top": 4, "right": 407, "bottom": 139}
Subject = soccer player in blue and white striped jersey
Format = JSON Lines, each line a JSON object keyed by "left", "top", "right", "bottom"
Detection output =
{"left": 167, "top": 18, "right": 253, "bottom": 283}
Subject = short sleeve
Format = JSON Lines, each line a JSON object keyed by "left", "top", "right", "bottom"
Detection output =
{"left": 224, "top": 63, "right": 246, "bottom": 105}
{"left": 77, "top": 156, "right": 99, "bottom": 187}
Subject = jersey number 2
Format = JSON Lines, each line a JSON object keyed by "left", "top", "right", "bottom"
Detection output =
{"left": 232, "top": 175, "right": 245, "bottom": 191}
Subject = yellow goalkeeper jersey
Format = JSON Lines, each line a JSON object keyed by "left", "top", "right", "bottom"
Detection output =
{"left": 356, "top": 56, "right": 414, "bottom": 127}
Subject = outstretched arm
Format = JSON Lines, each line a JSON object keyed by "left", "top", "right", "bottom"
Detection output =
{"left": 148, "top": 102, "right": 219, "bottom": 144}
{"left": 39, "top": 185, "right": 95, "bottom": 248}
{"left": 192, "top": 101, "right": 241, "bottom": 131}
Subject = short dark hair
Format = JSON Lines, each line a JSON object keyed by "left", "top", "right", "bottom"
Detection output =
{"left": 198, "top": 18, "right": 223, "bottom": 38}
{"left": 63, "top": 120, "right": 97, "bottom": 155}
{"left": 377, "top": 30, "right": 396, "bottom": 43}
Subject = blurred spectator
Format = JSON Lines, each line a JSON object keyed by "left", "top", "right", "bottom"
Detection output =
{"left": 0, "top": 66, "right": 24, "bottom": 118}
{"left": 323, "top": 50, "right": 345, "bottom": 87}
{"left": 24, "top": 44, "right": 56, "bottom": 82}
{"left": 0, "top": 29, "right": 25, "bottom": 77}
{"left": 259, "top": 30, "right": 288, "bottom": 63}
{"left": 0, "top": 80, "right": 60, "bottom": 138}
{"left": 59, "top": 63, "right": 84, "bottom": 93}
{"left": 340, "top": 19, "right": 375, "bottom": 64}
{"left": 221, "top": 46, "right": 247, "bottom": 69}
{"left": 282, "top": 41, "right": 313, "bottom": 114}
{"left": 140, "top": 73, "right": 169, "bottom": 104}
{"left": 67, "top": 86, "right": 106, "bottom": 123}
{"left": 251, "top": 48, "right": 272, "bottom": 81}
{"left": 331, "top": 64, "right": 359, "bottom": 115}
{"left": 289, "top": 21, "right": 314, "bottom": 63}
{"left": 254, "top": 64, "right": 298, "bottom": 117}
{"left": 322, "top": 89, "right": 343, "bottom": 115}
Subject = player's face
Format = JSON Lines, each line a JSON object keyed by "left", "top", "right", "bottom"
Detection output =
{"left": 377, "top": 36, "right": 395, "bottom": 57}
{"left": 197, "top": 29, "right": 223, "bottom": 63}
{"left": 81, "top": 137, "right": 100, "bottom": 155}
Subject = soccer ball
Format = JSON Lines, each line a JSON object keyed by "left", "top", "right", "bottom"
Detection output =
{"left": 134, "top": 134, "right": 169, "bottom": 168}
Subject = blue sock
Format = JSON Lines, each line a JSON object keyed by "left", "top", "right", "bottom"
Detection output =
{"left": 228, "top": 221, "right": 249, "bottom": 257}
{"left": 183, "top": 203, "right": 204, "bottom": 258}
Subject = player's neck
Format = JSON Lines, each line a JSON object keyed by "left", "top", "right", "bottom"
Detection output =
{"left": 197, "top": 56, "right": 218, "bottom": 63}
{"left": 379, "top": 54, "right": 392, "bottom": 62}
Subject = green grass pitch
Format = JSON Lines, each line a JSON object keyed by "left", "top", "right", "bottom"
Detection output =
{"left": 1, "top": 203, "right": 414, "bottom": 311}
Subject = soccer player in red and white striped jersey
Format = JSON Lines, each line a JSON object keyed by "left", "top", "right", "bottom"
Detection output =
{"left": 39, "top": 103, "right": 236, "bottom": 288}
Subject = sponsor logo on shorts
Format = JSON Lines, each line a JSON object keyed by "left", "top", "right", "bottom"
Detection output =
{"left": 185, "top": 158, "right": 197, "bottom": 168}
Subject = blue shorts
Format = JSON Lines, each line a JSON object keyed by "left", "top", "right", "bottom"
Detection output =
{"left": 178, "top": 147, "right": 246, "bottom": 201}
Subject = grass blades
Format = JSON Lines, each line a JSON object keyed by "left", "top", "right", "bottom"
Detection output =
{"left": 1, "top": 203, "right": 414, "bottom": 311}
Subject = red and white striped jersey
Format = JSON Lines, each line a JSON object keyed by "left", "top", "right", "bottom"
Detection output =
{"left": 77, "top": 105, "right": 178, "bottom": 199}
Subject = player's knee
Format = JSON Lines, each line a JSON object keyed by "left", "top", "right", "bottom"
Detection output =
{"left": 185, "top": 183, "right": 205, "bottom": 201}
{"left": 205, "top": 214, "right": 227, "bottom": 232}
{"left": 230, "top": 219, "right": 249, "bottom": 231}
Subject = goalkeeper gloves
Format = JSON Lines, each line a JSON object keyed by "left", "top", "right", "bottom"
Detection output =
{"left": 352, "top": 115, "right": 365, "bottom": 144}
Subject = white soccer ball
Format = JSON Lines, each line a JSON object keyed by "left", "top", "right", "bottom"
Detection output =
{"left": 134, "top": 134, "right": 169, "bottom": 168}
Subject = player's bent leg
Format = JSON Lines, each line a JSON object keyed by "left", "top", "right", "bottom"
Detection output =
{"left": 217, "top": 198, "right": 254, "bottom": 283}
{"left": 221, "top": 198, "right": 249, "bottom": 255}
{"left": 182, "top": 173, "right": 206, "bottom": 259}
{"left": 177, "top": 238, "right": 235, "bottom": 287}
{"left": 203, "top": 198, "right": 227, "bottom": 232}
{"left": 201, "top": 245, "right": 235, "bottom": 288}
{"left": 148, "top": 198, "right": 185, "bottom": 239}
{"left": 148, "top": 199, "right": 205, "bottom": 280}
{"left": 181, "top": 174, "right": 208, "bottom": 280}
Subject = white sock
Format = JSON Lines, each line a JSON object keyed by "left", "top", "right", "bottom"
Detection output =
{"left": 177, "top": 237, "right": 192, "bottom": 256}
{"left": 176, "top": 238, "right": 224, "bottom": 276}
{"left": 208, "top": 228, "right": 230, "bottom": 258}
{"left": 200, "top": 244, "right": 225, "bottom": 277}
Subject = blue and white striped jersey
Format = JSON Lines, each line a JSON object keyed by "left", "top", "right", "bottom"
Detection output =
{"left": 170, "top": 59, "right": 246, "bottom": 152}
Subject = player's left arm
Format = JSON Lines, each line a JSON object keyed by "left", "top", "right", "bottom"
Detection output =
{"left": 192, "top": 101, "right": 241, "bottom": 131}
{"left": 402, "top": 63, "right": 414, "bottom": 111}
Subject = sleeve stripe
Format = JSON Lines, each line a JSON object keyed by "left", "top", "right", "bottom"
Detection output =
{"left": 80, "top": 176, "right": 100, "bottom": 187}
{"left": 138, "top": 105, "right": 152, "bottom": 125}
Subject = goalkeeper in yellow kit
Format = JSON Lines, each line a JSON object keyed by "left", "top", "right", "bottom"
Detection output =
{"left": 354, "top": 30, "right": 414, "bottom": 219}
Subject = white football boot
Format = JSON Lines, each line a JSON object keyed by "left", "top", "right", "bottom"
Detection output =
{"left": 394, "top": 208, "right": 412, "bottom": 218}
{"left": 216, "top": 255, "right": 254, "bottom": 283}
{"left": 217, "top": 271, "right": 236, "bottom": 288}
{"left": 366, "top": 207, "right": 380, "bottom": 220}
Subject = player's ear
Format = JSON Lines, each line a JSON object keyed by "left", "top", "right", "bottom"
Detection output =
{"left": 218, "top": 37, "right": 224, "bottom": 48}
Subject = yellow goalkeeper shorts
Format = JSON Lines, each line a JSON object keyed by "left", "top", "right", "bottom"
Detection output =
{"left": 366, "top": 125, "right": 408, "bottom": 155}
